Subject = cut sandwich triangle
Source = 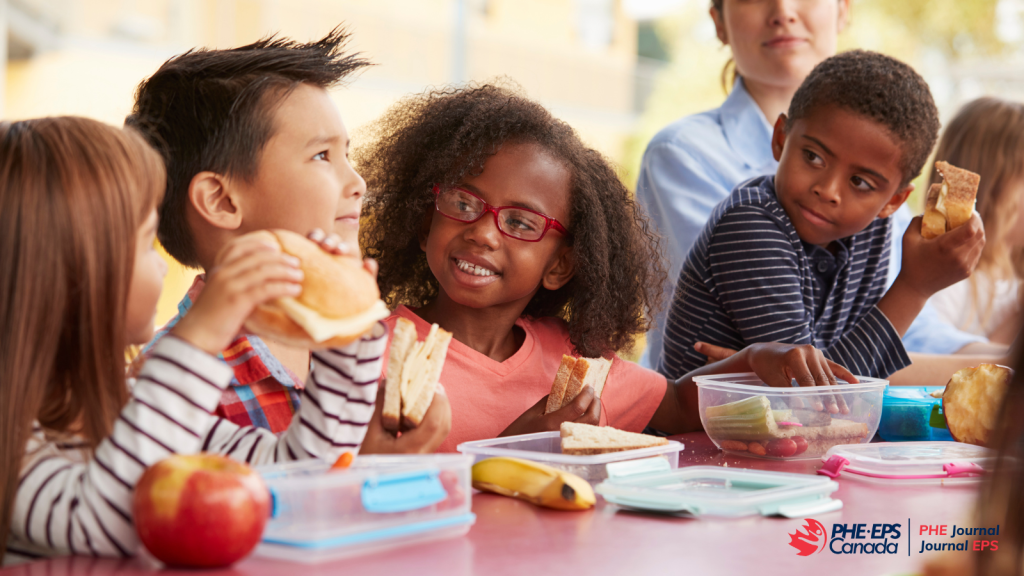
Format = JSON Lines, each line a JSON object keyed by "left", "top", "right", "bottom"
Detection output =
{"left": 561, "top": 422, "right": 668, "bottom": 454}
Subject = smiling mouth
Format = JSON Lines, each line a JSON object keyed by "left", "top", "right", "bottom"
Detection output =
{"left": 454, "top": 258, "right": 499, "bottom": 277}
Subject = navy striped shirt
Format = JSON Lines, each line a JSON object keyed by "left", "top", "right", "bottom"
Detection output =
{"left": 658, "top": 175, "right": 911, "bottom": 380}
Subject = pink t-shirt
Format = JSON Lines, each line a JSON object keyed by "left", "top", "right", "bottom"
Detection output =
{"left": 384, "top": 305, "right": 666, "bottom": 453}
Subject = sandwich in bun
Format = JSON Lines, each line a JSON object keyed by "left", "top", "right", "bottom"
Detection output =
{"left": 382, "top": 318, "right": 452, "bottom": 432}
{"left": 922, "top": 161, "right": 981, "bottom": 239}
{"left": 241, "top": 229, "right": 391, "bottom": 349}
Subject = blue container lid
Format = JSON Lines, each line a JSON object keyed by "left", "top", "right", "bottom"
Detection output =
{"left": 883, "top": 386, "right": 943, "bottom": 406}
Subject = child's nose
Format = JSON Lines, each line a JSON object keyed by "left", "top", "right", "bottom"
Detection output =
{"left": 814, "top": 179, "right": 841, "bottom": 204}
{"left": 463, "top": 211, "right": 503, "bottom": 249}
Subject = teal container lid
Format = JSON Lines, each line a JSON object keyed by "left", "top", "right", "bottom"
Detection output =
{"left": 595, "top": 464, "right": 842, "bottom": 518}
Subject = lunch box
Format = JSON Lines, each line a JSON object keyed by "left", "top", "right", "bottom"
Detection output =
{"left": 595, "top": 459, "right": 842, "bottom": 518}
{"left": 255, "top": 454, "right": 475, "bottom": 563}
{"left": 877, "top": 386, "right": 954, "bottom": 442}
{"left": 457, "top": 431, "right": 684, "bottom": 483}
{"left": 695, "top": 373, "right": 887, "bottom": 460}
{"left": 817, "top": 441, "right": 996, "bottom": 484}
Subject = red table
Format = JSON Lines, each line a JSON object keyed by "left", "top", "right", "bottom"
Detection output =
{"left": 5, "top": 433, "right": 979, "bottom": 576}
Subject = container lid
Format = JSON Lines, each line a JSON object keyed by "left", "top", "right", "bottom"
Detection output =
{"left": 883, "top": 386, "right": 944, "bottom": 406}
{"left": 694, "top": 372, "right": 887, "bottom": 395}
{"left": 818, "top": 442, "right": 996, "bottom": 481}
{"left": 594, "top": 465, "right": 841, "bottom": 518}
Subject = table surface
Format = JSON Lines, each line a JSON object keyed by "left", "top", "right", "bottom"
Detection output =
{"left": 4, "top": 433, "right": 980, "bottom": 576}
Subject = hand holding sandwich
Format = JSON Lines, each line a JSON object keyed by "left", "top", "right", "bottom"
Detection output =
{"left": 877, "top": 213, "right": 985, "bottom": 338}
{"left": 498, "top": 385, "right": 601, "bottom": 437}
{"left": 359, "top": 384, "right": 452, "bottom": 454}
{"left": 172, "top": 233, "right": 305, "bottom": 355}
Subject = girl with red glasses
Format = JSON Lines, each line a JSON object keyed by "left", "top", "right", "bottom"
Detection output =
{"left": 358, "top": 84, "right": 834, "bottom": 450}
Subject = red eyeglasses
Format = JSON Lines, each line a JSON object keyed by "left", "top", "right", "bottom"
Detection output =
{"left": 432, "top": 185, "right": 570, "bottom": 242}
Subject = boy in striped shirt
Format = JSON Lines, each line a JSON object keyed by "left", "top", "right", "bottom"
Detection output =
{"left": 660, "top": 51, "right": 986, "bottom": 387}
{"left": 127, "top": 29, "right": 450, "bottom": 453}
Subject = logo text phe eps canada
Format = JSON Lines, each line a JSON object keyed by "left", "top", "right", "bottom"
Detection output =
{"left": 789, "top": 519, "right": 901, "bottom": 556}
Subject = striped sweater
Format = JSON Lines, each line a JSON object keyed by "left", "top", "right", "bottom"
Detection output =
{"left": 659, "top": 175, "right": 911, "bottom": 381}
{"left": 5, "top": 325, "right": 387, "bottom": 566}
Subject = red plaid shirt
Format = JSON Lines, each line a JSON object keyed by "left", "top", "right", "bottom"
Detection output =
{"left": 143, "top": 276, "right": 304, "bottom": 434}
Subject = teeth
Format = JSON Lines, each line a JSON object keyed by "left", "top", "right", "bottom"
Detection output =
{"left": 455, "top": 259, "right": 497, "bottom": 277}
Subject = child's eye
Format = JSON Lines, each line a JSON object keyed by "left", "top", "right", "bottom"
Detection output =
{"left": 803, "top": 149, "right": 824, "bottom": 166}
{"left": 313, "top": 150, "right": 329, "bottom": 161}
{"left": 503, "top": 214, "right": 538, "bottom": 232}
{"left": 851, "top": 175, "right": 875, "bottom": 191}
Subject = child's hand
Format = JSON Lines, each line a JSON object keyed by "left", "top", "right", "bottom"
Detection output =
{"left": 897, "top": 214, "right": 985, "bottom": 299}
{"left": 695, "top": 342, "right": 739, "bottom": 365}
{"left": 171, "top": 233, "right": 303, "bottom": 355}
{"left": 359, "top": 383, "right": 452, "bottom": 454}
{"left": 498, "top": 386, "right": 601, "bottom": 437}
{"left": 307, "top": 228, "right": 378, "bottom": 280}
{"left": 743, "top": 342, "right": 857, "bottom": 414}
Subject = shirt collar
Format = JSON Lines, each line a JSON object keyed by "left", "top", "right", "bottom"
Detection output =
{"left": 720, "top": 77, "right": 777, "bottom": 171}
{"left": 169, "top": 275, "right": 303, "bottom": 389}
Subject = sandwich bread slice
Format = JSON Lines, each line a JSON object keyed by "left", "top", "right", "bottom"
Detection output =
{"left": 544, "top": 356, "right": 613, "bottom": 414}
{"left": 381, "top": 318, "right": 452, "bottom": 432}
{"left": 560, "top": 422, "right": 668, "bottom": 455}
{"left": 921, "top": 161, "right": 981, "bottom": 239}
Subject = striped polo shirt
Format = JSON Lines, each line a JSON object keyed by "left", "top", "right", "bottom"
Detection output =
{"left": 658, "top": 175, "right": 911, "bottom": 381}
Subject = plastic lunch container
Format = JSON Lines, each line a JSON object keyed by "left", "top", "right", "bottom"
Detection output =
{"left": 457, "top": 431, "right": 684, "bottom": 483}
{"left": 818, "top": 442, "right": 996, "bottom": 484}
{"left": 254, "top": 454, "right": 475, "bottom": 563}
{"left": 878, "top": 386, "right": 954, "bottom": 442}
{"left": 595, "top": 460, "right": 842, "bottom": 518}
{"left": 695, "top": 373, "right": 887, "bottom": 461}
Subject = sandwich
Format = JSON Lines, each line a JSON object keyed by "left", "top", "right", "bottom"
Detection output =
{"left": 544, "top": 355, "right": 612, "bottom": 414}
{"left": 560, "top": 422, "right": 668, "bottom": 455}
{"left": 921, "top": 161, "right": 981, "bottom": 239}
{"left": 705, "top": 396, "right": 869, "bottom": 458}
{"left": 381, "top": 318, "right": 453, "bottom": 432}
{"left": 242, "top": 230, "right": 391, "bottom": 348}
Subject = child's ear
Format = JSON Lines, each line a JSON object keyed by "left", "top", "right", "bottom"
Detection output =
{"left": 541, "top": 245, "right": 575, "bottom": 291}
{"left": 189, "top": 171, "right": 242, "bottom": 230}
{"left": 877, "top": 182, "right": 914, "bottom": 219}
{"left": 771, "top": 115, "right": 788, "bottom": 162}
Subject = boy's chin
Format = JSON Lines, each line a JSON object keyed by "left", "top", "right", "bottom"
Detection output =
{"left": 330, "top": 222, "right": 360, "bottom": 248}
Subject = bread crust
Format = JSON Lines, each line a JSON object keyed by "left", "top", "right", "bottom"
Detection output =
{"left": 545, "top": 356, "right": 577, "bottom": 414}
{"left": 921, "top": 183, "right": 947, "bottom": 239}
{"left": 935, "top": 161, "right": 980, "bottom": 230}
{"left": 382, "top": 318, "right": 418, "bottom": 433}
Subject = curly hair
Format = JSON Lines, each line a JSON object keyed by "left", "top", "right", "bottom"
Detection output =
{"left": 356, "top": 83, "right": 666, "bottom": 357}
{"left": 787, "top": 50, "right": 940, "bottom": 185}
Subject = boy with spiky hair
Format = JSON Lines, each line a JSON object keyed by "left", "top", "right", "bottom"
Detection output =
{"left": 660, "top": 50, "right": 986, "bottom": 397}
{"left": 129, "top": 28, "right": 450, "bottom": 452}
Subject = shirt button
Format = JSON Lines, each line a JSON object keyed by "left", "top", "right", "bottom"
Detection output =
{"left": 817, "top": 261, "right": 830, "bottom": 273}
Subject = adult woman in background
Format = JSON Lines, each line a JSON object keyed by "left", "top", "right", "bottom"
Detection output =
{"left": 637, "top": 0, "right": 1007, "bottom": 385}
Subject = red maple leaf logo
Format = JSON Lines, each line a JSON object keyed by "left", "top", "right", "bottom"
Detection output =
{"left": 788, "top": 518, "right": 828, "bottom": 556}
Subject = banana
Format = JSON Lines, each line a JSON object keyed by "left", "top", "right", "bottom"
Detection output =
{"left": 471, "top": 457, "right": 595, "bottom": 511}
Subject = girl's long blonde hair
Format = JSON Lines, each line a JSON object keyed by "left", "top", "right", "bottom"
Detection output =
{"left": 0, "top": 117, "right": 165, "bottom": 563}
{"left": 927, "top": 97, "right": 1024, "bottom": 330}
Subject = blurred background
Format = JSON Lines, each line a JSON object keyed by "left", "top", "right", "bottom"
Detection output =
{"left": 3, "top": 0, "right": 1023, "bottom": 326}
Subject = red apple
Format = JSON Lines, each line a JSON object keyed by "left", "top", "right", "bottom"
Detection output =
{"left": 133, "top": 453, "right": 271, "bottom": 568}
{"left": 942, "top": 364, "right": 1013, "bottom": 446}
